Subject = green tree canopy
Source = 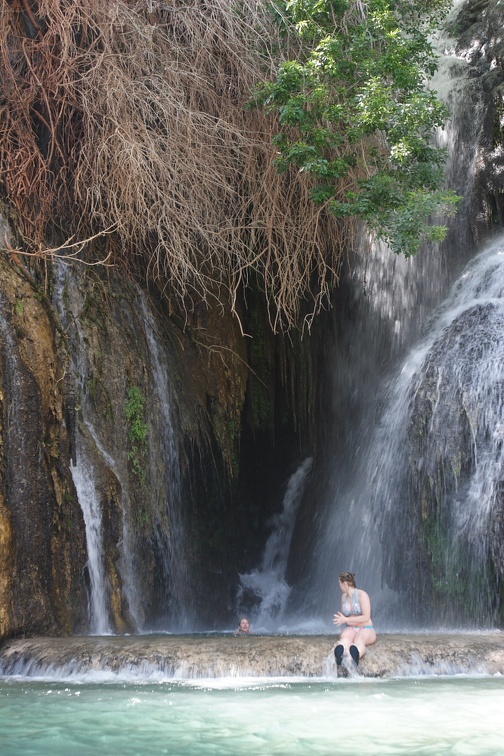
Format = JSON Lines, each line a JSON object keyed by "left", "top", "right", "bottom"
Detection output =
{"left": 256, "top": 0, "right": 459, "bottom": 256}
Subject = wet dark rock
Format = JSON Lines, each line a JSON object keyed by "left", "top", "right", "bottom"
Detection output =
{"left": 454, "top": 0, "right": 504, "bottom": 233}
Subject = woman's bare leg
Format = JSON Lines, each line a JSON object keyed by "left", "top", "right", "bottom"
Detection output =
{"left": 352, "top": 628, "right": 377, "bottom": 659}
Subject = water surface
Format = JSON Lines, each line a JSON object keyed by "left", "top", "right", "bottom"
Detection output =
{"left": 1, "top": 675, "right": 502, "bottom": 755}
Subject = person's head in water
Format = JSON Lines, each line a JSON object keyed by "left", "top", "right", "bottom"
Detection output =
{"left": 339, "top": 571, "right": 356, "bottom": 589}
{"left": 237, "top": 617, "right": 251, "bottom": 634}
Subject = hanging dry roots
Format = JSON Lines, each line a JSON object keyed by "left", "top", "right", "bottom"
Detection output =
{"left": 0, "top": 0, "right": 351, "bottom": 331}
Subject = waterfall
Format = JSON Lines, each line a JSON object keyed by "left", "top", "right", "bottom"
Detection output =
{"left": 238, "top": 457, "right": 312, "bottom": 630}
{"left": 70, "top": 453, "right": 112, "bottom": 635}
{"left": 138, "top": 295, "right": 191, "bottom": 630}
{"left": 292, "top": 1, "right": 499, "bottom": 629}
{"left": 52, "top": 262, "right": 115, "bottom": 632}
{"left": 386, "top": 236, "right": 504, "bottom": 626}
{"left": 319, "top": 235, "right": 504, "bottom": 629}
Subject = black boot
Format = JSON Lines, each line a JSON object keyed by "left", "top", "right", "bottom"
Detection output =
{"left": 334, "top": 644, "right": 344, "bottom": 666}
{"left": 350, "top": 645, "right": 360, "bottom": 666}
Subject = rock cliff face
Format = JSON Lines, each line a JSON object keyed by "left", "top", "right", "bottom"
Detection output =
{"left": 0, "top": 251, "right": 87, "bottom": 637}
{"left": 0, "top": 207, "right": 311, "bottom": 637}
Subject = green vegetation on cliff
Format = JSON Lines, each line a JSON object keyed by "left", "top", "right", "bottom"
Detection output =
{"left": 125, "top": 387, "right": 149, "bottom": 484}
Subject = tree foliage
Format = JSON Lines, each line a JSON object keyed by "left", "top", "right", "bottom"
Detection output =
{"left": 256, "top": 0, "right": 460, "bottom": 256}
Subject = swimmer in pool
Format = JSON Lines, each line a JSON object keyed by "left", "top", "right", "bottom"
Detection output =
{"left": 236, "top": 617, "right": 252, "bottom": 634}
{"left": 333, "top": 571, "right": 376, "bottom": 666}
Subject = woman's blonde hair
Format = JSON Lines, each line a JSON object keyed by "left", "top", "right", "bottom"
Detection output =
{"left": 339, "top": 571, "right": 356, "bottom": 587}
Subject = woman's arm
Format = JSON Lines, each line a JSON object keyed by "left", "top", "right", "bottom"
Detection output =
{"left": 333, "top": 593, "right": 346, "bottom": 626}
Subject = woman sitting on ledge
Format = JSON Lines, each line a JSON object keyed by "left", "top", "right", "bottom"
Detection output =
{"left": 333, "top": 571, "right": 376, "bottom": 666}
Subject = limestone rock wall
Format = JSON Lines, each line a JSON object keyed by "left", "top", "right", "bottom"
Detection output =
{"left": 0, "top": 254, "right": 87, "bottom": 637}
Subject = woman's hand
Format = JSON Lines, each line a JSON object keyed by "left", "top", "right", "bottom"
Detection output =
{"left": 333, "top": 612, "right": 346, "bottom": 626}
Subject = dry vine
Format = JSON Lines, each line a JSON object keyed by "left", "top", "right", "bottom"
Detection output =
{"left": 0, "top": 0, "right": 351, "bottom": 331}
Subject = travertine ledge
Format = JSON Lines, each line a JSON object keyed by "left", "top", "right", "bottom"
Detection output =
{"left": 1, "top": 634, "right": 503, "bottom": 679}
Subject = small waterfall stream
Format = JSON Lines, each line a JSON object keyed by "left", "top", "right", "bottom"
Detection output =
{"left": 139, "top": 295, "right": 191, "bottom": 629}
{"left": 70, "top": 454, "right": 112, "bottom": 635}
{"left": 53, "top": 262, "right": 115, "bottom": 632}
{"left": 238, "top": 457, "right": 312, "bottom": 630}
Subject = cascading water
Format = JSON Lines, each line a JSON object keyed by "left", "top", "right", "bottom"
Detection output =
{"left": 70, "top": 452, "right": 112, "bottom": 635}
{"left": 315, "top": 235, "right": 504, "bottom": 629}
{"left": 237, "top": 457, "right": 312, "bottom": 630}
{"left": 138, "top": 295, "right": 191, "bottom": 630}
{"left": 53, "top": 262, "right": 114, "bottom": 633}
{"left": 381, "top": 236, "right": 504, "bottom": 626}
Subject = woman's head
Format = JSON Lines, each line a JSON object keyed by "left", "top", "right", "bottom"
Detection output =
{"left": 339, "top": 571, "right": 356, "bottom": 588}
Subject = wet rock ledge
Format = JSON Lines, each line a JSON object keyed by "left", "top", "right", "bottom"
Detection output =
{"left": 0, "top": 634, "right": 503, "bottom": 679}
